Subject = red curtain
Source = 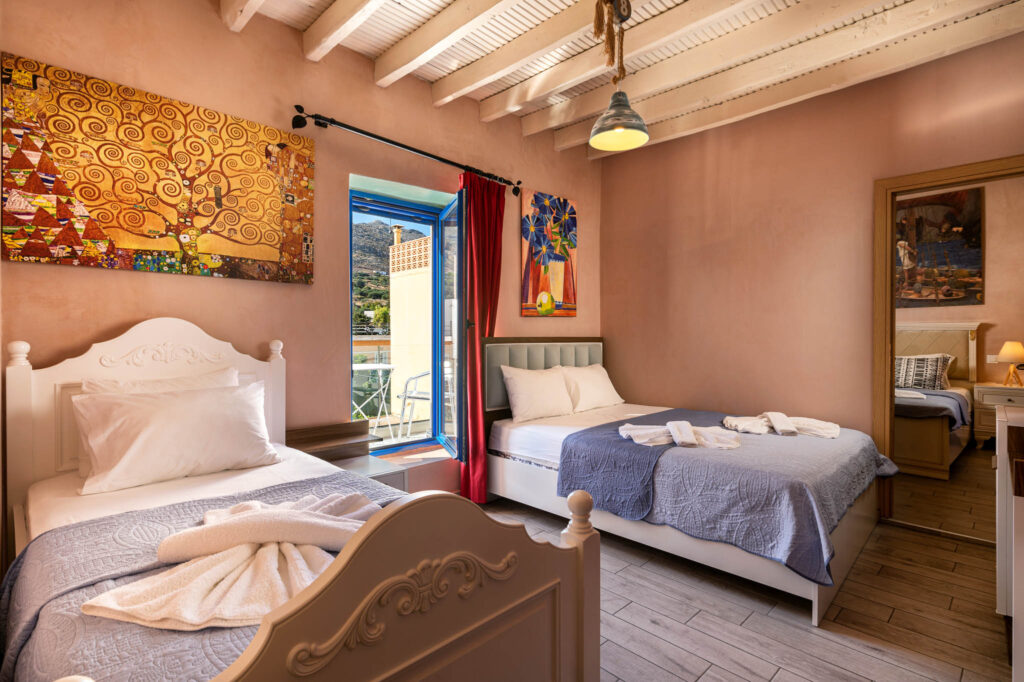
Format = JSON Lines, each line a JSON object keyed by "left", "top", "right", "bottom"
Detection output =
{"left": 460, "top": 172, "right": 505, "bottom": 503}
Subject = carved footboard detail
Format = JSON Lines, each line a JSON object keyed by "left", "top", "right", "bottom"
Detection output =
{"left": 224, "top": 491, "right": 599, "bottom": 682}
{"left": 287, "top": 550, "right": 519, "bottom": 676}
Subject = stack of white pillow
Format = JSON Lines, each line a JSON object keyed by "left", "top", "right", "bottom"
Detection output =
{"left": 72, "top": 367, "right": 280, "bottom": 495}
{"left": 499, "top": 364, "right": 624, "bottom": 423}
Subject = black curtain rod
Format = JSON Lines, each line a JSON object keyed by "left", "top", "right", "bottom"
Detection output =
{"left": 291, "top": 105, "right": 522, "bottom": 195}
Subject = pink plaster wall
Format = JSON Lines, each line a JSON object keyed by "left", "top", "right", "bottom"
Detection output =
{"left": 896, "top": 176, "right": 1024, "bottom": 384}
{"left": 0, "top": 0, "right": 602, "bottom": 427}
{"left": 599, "top": 33, "right": 1024, "bottom": 434}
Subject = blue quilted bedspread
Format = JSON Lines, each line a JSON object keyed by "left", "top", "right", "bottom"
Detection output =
{"left": 0, "top": 471, "right": 404, "bottom": 682}
{"left": 895, "top": 389, "right": 971, "bottom": 430}
{"left": 557, "top": 408, "right": 897, "bottom": 585}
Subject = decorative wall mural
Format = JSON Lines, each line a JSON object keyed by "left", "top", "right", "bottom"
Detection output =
{"left": 1, "top": 53, "right": 314, "bottom": 283}
{"left": 894, "top": 187, "right": 983, "bottom": 307}
{"left": 520, "top": 190, "right": 577, "bottom": 317}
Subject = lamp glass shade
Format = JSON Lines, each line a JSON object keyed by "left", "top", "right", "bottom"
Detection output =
{"left": 997, "top": 341, "right": 1024, "bottom": 363}
{"left": 589, "top": 91, "right": 649, "bottom": 152}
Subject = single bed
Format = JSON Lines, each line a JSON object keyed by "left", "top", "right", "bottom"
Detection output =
{"left": 3, "top": 318, "right": 600, "bottom": 681}
{"left": 483, "top": 337, "right": 888, "bottom": 626}
{"left": 892, "top": 322, "right": 979, "bottom": 479}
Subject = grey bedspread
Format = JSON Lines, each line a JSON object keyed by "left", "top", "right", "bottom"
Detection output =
{"left": 557, "top": 408, "right": 897, "bottom": 585}
{"left": 895, "top": 389, "right": 971, "bottom": 430}
{"left": 0, "top": 470, "right": 404, "bottom": 682}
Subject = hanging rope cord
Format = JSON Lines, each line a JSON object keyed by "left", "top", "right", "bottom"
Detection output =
{"left": 594, "top": 0, "right": 632, "bottom": 84}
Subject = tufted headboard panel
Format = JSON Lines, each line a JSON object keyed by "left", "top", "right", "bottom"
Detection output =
{"left": 894, "top": 322, "right": 979, "bottom": 383}
{"left": 483, "top": 338, "right": 603, "bottom": 412}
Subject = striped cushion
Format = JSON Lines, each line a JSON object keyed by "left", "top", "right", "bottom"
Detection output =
{"left": 895, "top": 354, "right": 954, "bottom": 390}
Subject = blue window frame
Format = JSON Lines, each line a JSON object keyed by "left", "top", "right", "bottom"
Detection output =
{"left": 348, "top": 190, "right": 463, "bottom": 459}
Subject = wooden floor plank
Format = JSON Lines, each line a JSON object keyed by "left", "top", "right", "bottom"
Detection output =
{"left": 601, "top": 612, "right": 709, "bottom": 681}
{"left": 833, "top": 608, "right": 1010, "bottom": 680}
{"left": 618, "top": 564, "right": 755, "bottom": 624}
{"left": 687, "top": 612, "right": 868, "bottom": 682}
{"left": 697, "top": 665, "right": 748, "bottom": 682}
{"left": 742, "top": 611, "right": 932, "bottom": 681}
{"left": 841, "top": 579, "right": 1005, "bottom": 635}
{"left": 888, "top": 608, "right": 1006, "bottom": 659}
{"left": 601, "top": 640, "right": 687, "bottom": 682}
{"left": 616, "top": 602, "right": 778, "bottom": 681}
{"left": 641, "top": 556, "right": 780, "bottom": 615}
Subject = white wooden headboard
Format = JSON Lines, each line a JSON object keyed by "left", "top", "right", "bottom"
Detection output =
{"left": 894, "top": 321, "right": 980, "bottom": 384}
{"left": 4, "top": 318, "right": 285, "bottom": 515}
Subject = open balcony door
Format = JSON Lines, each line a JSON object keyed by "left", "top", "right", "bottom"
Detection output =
{"left": 436, "top": 190, "right": 466, "bottom": 460}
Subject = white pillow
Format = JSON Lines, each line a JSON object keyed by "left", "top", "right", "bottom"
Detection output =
{"left": 561, "top": 364, "right": 624, "bottom": 412}
{"left": 77, "top": 367, "right": 239, "bottom": 476}
{"left": 72, "top": 382, "right": 280, "bottom": 495}
{"left": 500, "top": 365, "right": 574, "bottom": 423}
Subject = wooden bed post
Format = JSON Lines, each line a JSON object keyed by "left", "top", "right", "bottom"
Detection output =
{"left": 560, "top": 490, "right": 600, "bottom": 682}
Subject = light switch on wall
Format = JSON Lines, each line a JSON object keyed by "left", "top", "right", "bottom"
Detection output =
{"left": 988, "top": 355, "right": 1000, "bottom": 364}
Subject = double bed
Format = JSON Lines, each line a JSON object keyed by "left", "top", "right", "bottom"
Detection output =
{"left": 3, "top": 318, "right": 600, "bottom": 681}
{"left": 892, "top": 322, "right": 979, "bottom": 479}
{"left": 484, "top": 337, "right": 892, "bottom": 626}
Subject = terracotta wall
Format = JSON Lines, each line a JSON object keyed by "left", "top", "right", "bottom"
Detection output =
{"left": 0, "top": 0, "right": 602, "bottom": 427}
{"left": 599, "top": 33, "right": 1024, "bottom": 434}
{"left": 896, "top": 176, "right": 1024, "bottom": 384}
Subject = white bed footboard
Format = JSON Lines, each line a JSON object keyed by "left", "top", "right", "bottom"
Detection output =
{"left": 222, "top": 490, "right": 600, "bottom": 681}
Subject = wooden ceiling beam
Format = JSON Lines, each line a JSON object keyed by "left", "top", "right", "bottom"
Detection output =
{"left": 588, "top": 1, "right": 1024, "bottom": 159}
{"left": 523, "top": 0, "right": 899, "bottom": 136}
{"left": 430, "top": 0, "right": 662, "bottom": 107}
{"left": 303, "top": 0, "right": 389, "bottom": 62}
{"left": 478, "top": 0, "right": 764, "bottom": 123}
{"left": 374, "top": 0, "right": 521, "bottom": 87}
{"left": 553, "top": 0, "right": 1014, "bottom": 150}
{"left": 221, "top": 0, "right": 268, "bottom": 32}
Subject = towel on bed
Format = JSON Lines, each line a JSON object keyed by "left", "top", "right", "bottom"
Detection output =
{"left": 618, "top": 423, "right": 674, "bottom": 445}
{"left": 667, "top": 421, "right": 740, "bottom": 449}
{"left": 724, "top": 413, "right": 840, "bottom": 439}
{"left": 80, "top": 492, "right": 380, "bottom": 631}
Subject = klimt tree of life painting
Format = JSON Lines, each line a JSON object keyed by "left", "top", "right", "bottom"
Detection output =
{"left": 521, "top": 189, "right": 577, "bottom": 316}
{"left": 1, "top": 53, "right": 314, "bottom": 283}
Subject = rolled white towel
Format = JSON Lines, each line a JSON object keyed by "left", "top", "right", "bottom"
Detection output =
{"left": 760, "top": 411, "right": 798, "bottom": 436}
{"left": 667, "top": 421, "right": 698, "bottom": 446}
{"left": 790, "top": 417, "right": 841, "bottom": 439}
{"left": 618, "top": 424, "right": 673, "bottom": 446}
{"left": 895, "top": 389, "right": 927, "bottom": 399}
{"left": 722, "top": 415, "right": 771, "bottom": 435}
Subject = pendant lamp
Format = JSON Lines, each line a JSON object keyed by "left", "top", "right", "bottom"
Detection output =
{"left": 588, "top": 90, "right": 649, "bottom": 152}
{"left": 588, "top": 0, "right": 648, "bottom": 152}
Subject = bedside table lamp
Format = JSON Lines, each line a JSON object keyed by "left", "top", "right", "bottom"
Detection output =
{"left": 997, "top": 341, "right": 1024, "bottom": 386}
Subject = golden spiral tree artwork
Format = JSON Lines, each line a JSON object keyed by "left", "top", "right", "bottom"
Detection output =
{"left": 1, "top": 53, "right": 314, "bottom": 283}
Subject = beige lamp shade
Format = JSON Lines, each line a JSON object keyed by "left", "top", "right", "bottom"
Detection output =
{"left": 997, "top": 341, "right": 1024, "bottom": 363}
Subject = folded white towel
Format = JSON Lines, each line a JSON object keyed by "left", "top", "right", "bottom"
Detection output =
{"left": 667, "top": 421, "right": 698, "bottom": 446}
{"left": 789, "top": 417, "right": 841, "bottom": 439}
{"left": 81, "top": 492, "right": 380, "bottom": 631}
{"left": 667, "top": 421, "right": 740, "bottom": 449}
{"left": 761, "top": 411, "right": 798, "bottom": 436}
{"left": 722, "top": 415, "right": 771, "bottom": 435}
{"left": 618, "top": 424, "right": 673, "bottom": 445}
{"left": 895, "top": 389, "right": 927, "bottom": 399}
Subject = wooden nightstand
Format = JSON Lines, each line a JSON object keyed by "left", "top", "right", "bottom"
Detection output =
{"left": 975, "top": 382, "right": 1024, "bottom": 447}
{"left": 332, "top": 455, "right": 408, "bottom": 492}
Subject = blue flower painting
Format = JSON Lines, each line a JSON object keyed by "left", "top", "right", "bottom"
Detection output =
{"left": 521, "top": 189, "right": 577, "bottom": 317}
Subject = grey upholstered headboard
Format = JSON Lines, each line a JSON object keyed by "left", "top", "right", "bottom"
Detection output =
{"left": 484, "top": 338, "right": 603, "bottom": 412}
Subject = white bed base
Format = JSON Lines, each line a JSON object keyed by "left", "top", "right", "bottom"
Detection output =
{"left": 489, "top": 454, "right": 876, "bottom": 626}
{"left": 482, "top": 337, "right": 879, "bottom": 627}
{"left": 6, "top": 318, "right": 601, "bottom": 680}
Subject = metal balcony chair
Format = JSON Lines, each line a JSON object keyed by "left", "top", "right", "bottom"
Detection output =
{"left": 397, "top": 370, "right": 431, "bottom": 439}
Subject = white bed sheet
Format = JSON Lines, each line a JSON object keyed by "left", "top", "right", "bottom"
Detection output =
{"left": 26, "top": 443, "right": 340, "bottom": 540}
{"left": 488, "top": 403, "right": 668, "bottom": 469}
